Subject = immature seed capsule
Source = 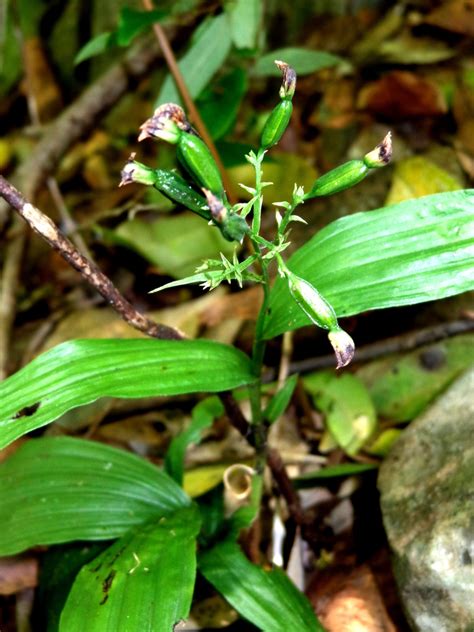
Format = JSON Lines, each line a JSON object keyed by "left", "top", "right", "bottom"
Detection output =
{"left": 119, "top": 155, "right": 210, "bottom": 219}
{"left": 305, "top": 132, "right": 393, "bottom": 200}
{"left": 260, "top": 60, "right": 296, "bottom": 150}
{"left": 261, "top": 100, "right": 293, "bottom": 150}
{"left": 154, "top": 170, "right": 210, "bottom": 219}
{"left": 177, "top": 132, "right": 225, "bottom": 198}
{"left": 285, "top": 271, "right": 338, "bottom": 330}
{"left": 305, "top": 160, "right": 369, "bottom": 198}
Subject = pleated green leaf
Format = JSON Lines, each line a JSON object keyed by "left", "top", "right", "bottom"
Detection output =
{"left": 0, "top": 437, "right": 191, "bottom": 555}
{"left": 264, "top": 190, "right": 474, "bottom": 339}
{"left": 199, "top": 540, "right": 324, "bottom": 631}
{"left": 60, "top": 506, "right": 201, "bottom": 632}
{"left": 0, "top": 338, "right": 254, "bottom": 449}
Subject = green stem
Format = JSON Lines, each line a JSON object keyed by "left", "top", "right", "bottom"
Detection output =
{"left": 251, "top": 149, "right": 265, "bottom": 235}
{"left": 279, "top": 192, "right": 303, "bottom": 235}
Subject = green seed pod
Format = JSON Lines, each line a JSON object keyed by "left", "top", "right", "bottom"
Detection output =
{"left": 305, "top": 160, "right": 369, "bottom": 199}
{"left": 285, "top": 271, "right": 338, "bottom": 330}
{"left": 261, "top": 100, "right": 293, "bottom": 150}
{"left": 153, "top": 170, "right": 210, "bottom": 219}
{"left": 177, "top": 132, "right": 224, "bottom": 197}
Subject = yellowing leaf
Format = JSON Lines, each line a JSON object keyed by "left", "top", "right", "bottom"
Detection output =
{"left": 386, "top": 156, "right": 461, "bottom": 205}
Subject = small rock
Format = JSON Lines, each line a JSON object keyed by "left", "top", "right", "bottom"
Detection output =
{"left": 378, "top": 367, "right": 474, "bottom": 632}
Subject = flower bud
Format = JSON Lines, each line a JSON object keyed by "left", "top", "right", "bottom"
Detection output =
{"left": 285, "top": 271, "right": 338, "bottom": 330}
{"left": 328, "top": 327, "right": 355, "bottom": 369}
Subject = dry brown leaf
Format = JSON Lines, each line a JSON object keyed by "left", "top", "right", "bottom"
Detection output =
{"left": 307, "top": 564, "right": 396, "bottom": 632}
{"left": 0, "top": 556, "right": 38, "bottom": 596}
{"left": 358, "top": 71, "right": 447, "bottom": 118}
{"left": 424, "top": 0, "right": 474, "bottom": 37}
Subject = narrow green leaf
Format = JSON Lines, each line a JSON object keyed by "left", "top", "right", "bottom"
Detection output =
{"left": 156, "top": 14, "right": 232, "bottom": 106}
{"left": 263, "top": 375, "right": 298, "bottom": 423}
{"left": 199, "top": 67, "right": 248, "bottom": 140}
{"left": 0, "top": 338, "right": 254, "bottom": 449}
{"left": 116, "top": 8, "right": 167, "bottom": 46}
{"left": 149, "top": 272, "right": 209, "bottom": 293}
{"left": 60, "top": 507, "right": 201, "bottom": 632}
{"left": 225, "top": 0, "right": 261, "bottom": 50}
{"left": 254, "top": 47, "right": 343, "bottom": 76}
{"left": 293, "top": 462, "right": 377, "bottom": 489}
{"left": 165, "top": 396, "right": 224, "bottom": 484}
{"left": 74, "top": 32, "right": 115, "bottom": 65}
{"left": 0, "top": 437, "right": 190, "bottom": 555}
{"left": 264, "top": 191, "right": 474, "bottom": 339}
{"left": 199, "top": 540, "right": 324, "bottom": 631}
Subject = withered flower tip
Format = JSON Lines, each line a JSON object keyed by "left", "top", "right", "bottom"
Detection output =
{"left": 119, "top": 154, "right": 137, "bottom": 187}
{"left": 328, "top": 328, "right": 355, "bottom": 369}
{"left": 364, "top": 132, "right": 392, "bottom": 168}
{"left": 275, "top": 60, "right": 297, "bottom": 99}
{"left": 203, "top": 189, "right": 227, "bottom": 223}
{"left": 138, "top": 103, "right": 193, "bottom": 143}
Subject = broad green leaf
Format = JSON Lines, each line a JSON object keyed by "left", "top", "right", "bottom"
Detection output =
{"left": 225, "top": 0, "right": 262, "bottom": 49}
{"left": 36, "top": 542, "right": 109, "bottom": 632}
{"left": 199, "top": 67, "right": 248, "bottom": 140}
{"left": 293, "top": 462, "right": 377, "bottom": 489}
{"left": 165, "top": 396, "right": 224, "bottom": 485}
{"left": 385, "top": 156, "right": 461, "bottom": 205}
{"left": 115, "top": 214, "right": 235, "bottom": 278}
{"left": 254, "top": 47, "right": 343, "bottom": 76}
{"left": 156, "top": 14, "right": 232, "bottom": 106}
{"left": 263, "top": 375, "right": 298, "bottom": 423}
{"left": 0, "top": 437, "right": 190, "bottom": 554}
{"left": 264, "top": 191, "right": 474, "bottom": 339}
{"left": 199, "top": 540, "right": 324, "bottom": 631}
{"left": 60, "top": 507, "right": 201, "bottom": 632}
{"left": 0, "top": 338, "right": 254, "bottom": 449}
{"left": 304, "top": 372, "right": 377, "bottom": 456}
{"left": 74, "top": 32, "right": 115, "bottom": 65}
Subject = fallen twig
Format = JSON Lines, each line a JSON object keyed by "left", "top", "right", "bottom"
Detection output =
{"left": 0, "top": 176, "right": 182, "bottom": 342}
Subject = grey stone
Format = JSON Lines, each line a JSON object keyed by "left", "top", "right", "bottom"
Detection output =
{"left": 378, "top": 367, "right": 474, "bottom": 632}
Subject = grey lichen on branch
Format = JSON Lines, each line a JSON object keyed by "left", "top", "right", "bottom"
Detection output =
{"left": 0, "top": 175, "right": 182, "bottom": 342}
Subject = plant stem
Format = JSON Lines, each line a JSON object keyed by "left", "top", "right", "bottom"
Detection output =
{"left": 278, "top": 191, "right": 303, "bottom": 235}
{"left": 251, "top": 149, "right": 265, "bottom": 235}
